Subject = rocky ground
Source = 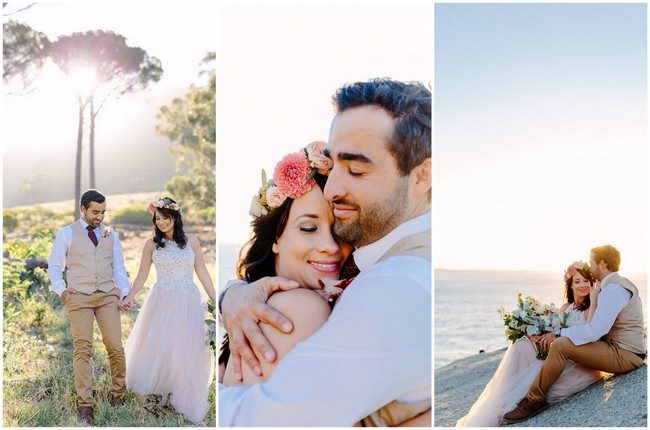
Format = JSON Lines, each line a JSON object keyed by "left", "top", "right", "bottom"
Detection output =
{"left": 435, "top": 348, "right": 647, "bottom": 427}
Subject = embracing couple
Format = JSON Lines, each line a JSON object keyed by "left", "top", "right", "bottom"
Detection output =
{"left": 218, "top": 78, "right": 432, "bottom": 426}
{"left": 47, "top": 190, "right": 215, "bottom": 425}
{"left": 457, "top": 245, "right": 646, "bottom": 426}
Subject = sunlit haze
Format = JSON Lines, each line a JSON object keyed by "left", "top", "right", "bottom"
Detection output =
{"left": 435, "top": 4, "right": 647, "bottom": 274}
{"left": 3, "top": 2, "right": 216, "bottom": 207}
{"left": 217, "top": 3, "right": 432, "bottom": 246}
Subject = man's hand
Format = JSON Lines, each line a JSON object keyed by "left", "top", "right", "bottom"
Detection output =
{"left": 118, "top": 296, "right": 134, "bottom": 311}
{"left": 222, "top": 276, "right": 300, "bottom": 381}
{"left": 61, "top": 289, "right": 71, "bottom": 303}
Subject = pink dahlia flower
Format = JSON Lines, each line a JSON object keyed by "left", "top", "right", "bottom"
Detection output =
{"left": 273, "top": 152, "right": 314, "bottom": 198}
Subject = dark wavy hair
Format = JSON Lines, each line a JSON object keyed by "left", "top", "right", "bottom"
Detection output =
{"left": 220, "top": 174, "right": 328, "bottom": 367}
{"left": 236, "top": 173, "right": 328, "bottom": 282}
{"left": 565, "top": 267, "right": 594, "bottom": 312}
{"left": 151, "top": 197, "right": 187, "bottom": 249}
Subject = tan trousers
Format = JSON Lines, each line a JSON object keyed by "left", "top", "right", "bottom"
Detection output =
{"left": 65, "top": 288, "right": 126, "bottom": 407}
{"left": 527, "top": 336, "right": 644, "bottom": 402}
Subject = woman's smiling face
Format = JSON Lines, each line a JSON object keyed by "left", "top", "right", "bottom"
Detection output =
{"left": 273, "top": 186, "right": 353, "bottom": 289}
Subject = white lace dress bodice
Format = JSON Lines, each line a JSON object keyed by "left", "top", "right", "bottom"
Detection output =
{"left": 151, "top": 240, "right": 196, "bottom": 293}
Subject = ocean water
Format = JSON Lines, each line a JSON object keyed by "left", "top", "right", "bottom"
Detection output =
{"left": 435, "top": 269, "right": 647, "bottom": 369}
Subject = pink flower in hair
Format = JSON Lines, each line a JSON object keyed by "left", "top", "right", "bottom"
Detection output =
{"left": 273, "top": 152, "right": 315, "bottom": 198}
{"left": 266, "top": 186, "right": 286, "bottom": 208}
{"left": 566, "top": 265, "right": 577, "bottom": 278}
{"left": 306, "top": 141, "right": 333, "bottom": 174}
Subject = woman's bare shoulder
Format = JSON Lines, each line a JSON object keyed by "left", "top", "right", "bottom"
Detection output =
{"left": 266, "top": 288, "right": 331, "bottom": 333}
{"left": 560, "top": 303, "right": 570, "bottom": 312}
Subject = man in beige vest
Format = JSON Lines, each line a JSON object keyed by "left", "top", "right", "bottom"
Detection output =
{"left": 47, "top": 189, "right": 131, "bottom": 425}
{"left": 504, "top": 244, "right": 646, "bottom": 422}
{"left": 219, "top": 79, "right": 431, "bottom": 426}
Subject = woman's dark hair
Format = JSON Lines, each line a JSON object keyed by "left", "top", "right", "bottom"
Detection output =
{"left": 236, "top": 173, "right": 328, "bottom": 282}
{"left": 220, "top": 175, "right": 329, "bottom": 367}
{"left": 565, "top": 267, "right": 594, "bottom": 312}
{"left": 152, "top": 197, "right": 187, "bottom": 249}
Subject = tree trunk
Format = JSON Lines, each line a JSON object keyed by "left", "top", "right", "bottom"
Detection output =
{"left": 89, "top": 97, "right": 96, "bottom": 189}
{"left": 74, "top": 97, "right": 84, "bottom": 220}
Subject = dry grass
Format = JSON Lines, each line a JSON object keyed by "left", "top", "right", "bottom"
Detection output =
{"left": 3, "top": 198, "right": 216, "bottom": 427}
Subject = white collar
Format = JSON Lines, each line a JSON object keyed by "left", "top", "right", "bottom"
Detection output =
{"left": 353, "top": 210, "right": 431, "bottom": 272}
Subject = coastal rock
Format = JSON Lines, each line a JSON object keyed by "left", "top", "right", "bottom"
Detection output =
{"left": 435, "top": 348, "right": 647, "bottom": 427}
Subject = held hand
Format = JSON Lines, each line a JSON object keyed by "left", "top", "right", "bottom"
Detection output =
{"left": 222, "top": 276, "right": 300, "bottom": 381}
{"left": 539, "top": 332, "right": 557, "bottom": 350}
{"left": 590, "top": 280, "right": 601, "bottom": 304}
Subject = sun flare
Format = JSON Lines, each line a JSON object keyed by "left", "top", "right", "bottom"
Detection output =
{"left": 68, "top": 65, "right": 98, "bottom": 98}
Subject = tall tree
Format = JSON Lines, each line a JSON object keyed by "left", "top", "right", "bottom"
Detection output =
{"left": 50, "top": 30, "right": 163, "bottom": 193}
{"left": 157, "top": 53, "right": 215, "bottom": 219}
{"left": 2, "top": 19, "right": 50, "bottom": 94}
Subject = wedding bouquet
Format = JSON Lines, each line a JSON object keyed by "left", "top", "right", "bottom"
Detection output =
{"left": 205, "top": 299, "right": 217, "bottom": 353}
{"left": 498, "top": 293, "right": 569, "bottom": 359}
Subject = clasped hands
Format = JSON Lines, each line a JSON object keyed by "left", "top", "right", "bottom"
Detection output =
{"left": 118, "top": 295, "right": 135, "bottom": 311}
{"left": 528, "top": 332, "right": 557, "bottom": 350}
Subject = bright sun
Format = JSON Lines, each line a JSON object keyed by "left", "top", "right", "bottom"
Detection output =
{"left": 68, "top": 65, "right": 98, "bottom": 98}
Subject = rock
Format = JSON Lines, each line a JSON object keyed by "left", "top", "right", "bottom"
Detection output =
{"left": 435, "top": 348, "right": 647, "bottom": 427}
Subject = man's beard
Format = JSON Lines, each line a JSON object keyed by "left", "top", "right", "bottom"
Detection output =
{"left": 333, "top": 179, "right": 409, "bottom": 247}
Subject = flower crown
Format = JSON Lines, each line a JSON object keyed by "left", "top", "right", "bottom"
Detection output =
{"left": 249, "top": 141, "right": 333, "bottom": 218}
{"left": 148, "top": 197, "right": 181, "bottom": 214}
{"left": 564, "top": 261, "right": 590, "bottom": 282}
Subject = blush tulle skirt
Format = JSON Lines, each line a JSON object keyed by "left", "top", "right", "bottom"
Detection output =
{"left": 456, "top": 336, "right": 605, "bottom": 427}
{"left": 125, "top": 283, "right": 213, "bottom": 424}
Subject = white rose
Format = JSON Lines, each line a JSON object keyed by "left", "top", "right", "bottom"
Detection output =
{"left": 249, "top": 195, "right": 267, "bottom": 218}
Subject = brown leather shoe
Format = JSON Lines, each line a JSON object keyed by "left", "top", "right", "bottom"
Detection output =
{"left": 109, "top": 394, "right": 124, "bottom": 407}
{"left": 78, "top": 406, "right": 94, "bottom": 425}
{"left": 503, "top": 397, "right": 549, "bottom": 423}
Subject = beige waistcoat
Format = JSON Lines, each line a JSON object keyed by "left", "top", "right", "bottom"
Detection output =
{"left": 601, "top": 272, "right": 646, "bottom": 354}
{"left": 360, "top": 229, "right": 431, "bottom": 427}
{"left": 66, "top": 221, "right": 115, "bottom": 294}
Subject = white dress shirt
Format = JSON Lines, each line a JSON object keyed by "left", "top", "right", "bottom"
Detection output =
{"left": 219, "top": 211, "right": 431, "bottom": 426}
{"left": 561, "top": 272, "right": 631, "bottom": 345}
{"left": 47, "top": 218, "right": 131, "bottom": 299}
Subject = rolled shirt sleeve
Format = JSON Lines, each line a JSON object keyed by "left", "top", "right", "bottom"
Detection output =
{"left": 47, "top": 228, "right": 71, "bottom": 297}
{"left": 111, "top": 231, "right": 131, "bottom": 299}
{"left": 561, "top": 284, "right": 631, "bottom": 345}
{"left": 219, "top": 256, "right": 431, "bottom": 426}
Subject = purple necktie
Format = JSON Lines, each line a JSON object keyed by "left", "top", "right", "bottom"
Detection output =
{"left": 86, "top": 225, "right": 98, "bottom": 247}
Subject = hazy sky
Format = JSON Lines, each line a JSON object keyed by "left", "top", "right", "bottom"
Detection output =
{"left": 217, "top": 2, "right": 433, "bottom": 245}
{"left": 3, "top": 2, "right": 216, "bottom": 206}
{"left": 435, "top": 4, "right": 647, "bottom": 274}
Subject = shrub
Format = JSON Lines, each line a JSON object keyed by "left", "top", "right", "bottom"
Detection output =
{"left": 110, "top": 205, "right": 152, "bottom": 226}
{"left": 4, "top": 209, "right": 18, "bottom": 234}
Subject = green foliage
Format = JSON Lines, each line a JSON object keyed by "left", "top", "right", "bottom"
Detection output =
{"left": 4, "top": 206, "right": 71, "bottom": 238}
{"left": 3, "top": 20, "right": 51, "bottom": 90}
{"left": 110, "top": 205, "right": 152, "bottom": 226}
{"left": 158, "top": 53, "right": 215, "bottom": 214}
{"left": 4, "top": 209, "right": 18, "bottom": 234}
{"left": 5, "top": 230, "right": 53, "bottom": 259}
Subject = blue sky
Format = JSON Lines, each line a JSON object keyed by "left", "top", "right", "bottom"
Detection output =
{"left": 435, "top": 3, "right": 647, "bottom": 273}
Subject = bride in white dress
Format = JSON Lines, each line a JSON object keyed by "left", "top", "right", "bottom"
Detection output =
{"left": 456, "top": 262, "right": 606, "bottom": 427}
{"left": 123, "top": 197, "right": 216, "bottom": 424}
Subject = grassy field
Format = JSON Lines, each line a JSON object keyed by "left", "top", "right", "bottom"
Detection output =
{"left": 3, "top": 195, "right": 216, "bottom": 426}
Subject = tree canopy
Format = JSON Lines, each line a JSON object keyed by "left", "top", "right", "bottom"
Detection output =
{"left": 157, "top": 53, "right": 215, "bottom": 219}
